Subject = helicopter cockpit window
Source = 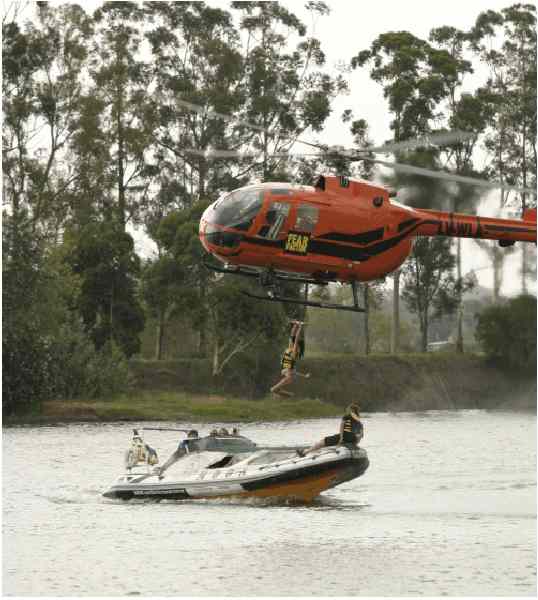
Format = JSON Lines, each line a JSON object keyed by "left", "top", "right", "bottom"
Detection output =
{"left": 212, "top": 188, "right": 264, "bottom": 231}
{"left": 295, "top": 205, "right": 319, "bottom": 233}
{"left": 259, "top": 202, "right": 290, "bottom": 239}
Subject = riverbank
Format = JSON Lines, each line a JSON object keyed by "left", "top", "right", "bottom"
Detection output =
{"left": 4, "top": 392, "right": 341, "bottom": 426}
{"left": 129, "top": 353, "right": 536, "bottom": 411}
{"left": 4, "top": 353, "right": 535, "bottom": 426}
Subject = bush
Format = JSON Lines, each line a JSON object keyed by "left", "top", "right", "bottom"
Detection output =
{"left": 84, "top": 341, "right": 131, "bottom": 398}
{"left": 48, "top": 319, "right": 130, "bottom": 400}
{"left": 2, "top": 325, "right": 56, "bottom": 416}
{"left": 475, "top": 295, "right": 537, "bottom": 372}
{"left": 2, "top": 316, "right": 131, "bottom": 417}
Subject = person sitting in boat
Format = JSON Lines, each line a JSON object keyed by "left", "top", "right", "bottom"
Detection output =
{"left": 297, "top": 403, "right": 363, "bottom": 456}
{"left": 270, "top": 321, "right": 310, "bottom": 397}
{"left": 157, "top": 430, "right": 199, "bottom": 477}
{"left": 180, "top": 429, "right": 199, "bottom": 453}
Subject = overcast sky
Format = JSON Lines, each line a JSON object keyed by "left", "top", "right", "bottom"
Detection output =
{"left": 14, "top": 0, "right": 536, "bottom": 295}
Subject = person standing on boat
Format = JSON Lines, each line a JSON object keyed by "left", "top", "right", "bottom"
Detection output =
{"left": 270, "top": 320, "right": 310, "bottom": 396}
{"left": 297, "top": 403, "right": 363, "bottom": 456}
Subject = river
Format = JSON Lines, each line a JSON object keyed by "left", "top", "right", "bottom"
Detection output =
{"left": 2, "top": 410, "right": 536, "bottom": 596}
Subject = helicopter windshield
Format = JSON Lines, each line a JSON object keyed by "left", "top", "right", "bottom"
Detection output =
{"left": 212, "top": 188, "right": 264, "bottom": 231}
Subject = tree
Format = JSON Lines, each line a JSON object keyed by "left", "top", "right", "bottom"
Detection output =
{"left": 3, "top": 12, "right": 47, "bottom": 252}
{"left": 469, "top": 4, "right": 537, "bottom": 295}
{"left": 352, "top": 31, "right": 457, "bottom": 353}
{"left": 141, "top": 255, "right": 186, "bottom": 360}
{"left": 231, "top": 1, "right": 346, "bottom": 180}
{"left": 475, "top": 294, "right": 536, "bottom": 372}
{"left": 145, "top": 1, "right": 246, "bottom": 202}
{"left": 87, "top": 1, "right": 155, "bottom": 229}
{"left": 207, "top": 278, "right": 283, "bottom": 376}
{"left": 157, "top": 200, "right": 213, "bottom": 356}
{"left": 156, "top": 198, "right": 289, "bottom": 373}
{"left": 429, "top": 26, "right": 491, "bottom": 350}
{"left": 402, "top": 237, "right": 475, "bottom": 352}
{"left": 65, "top": 221, "right": 145, "bottom": 357}
{"left": 28, "top": 3, "right": 93, "bottom": 238}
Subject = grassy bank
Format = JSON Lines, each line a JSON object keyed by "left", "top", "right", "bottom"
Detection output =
{"left": 130, "top": 353, "right": 537, "bottom": 411}
{"left": 5, "top": 392, "right": 341, "bottom": 425}
{"left": 5, "top": 352, "right": 535, "bottom": 426}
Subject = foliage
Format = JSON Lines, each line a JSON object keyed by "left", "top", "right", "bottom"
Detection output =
{"left": 65, "top": 221, "right": 145, "bottom": 358}
{"left": 2, "top": 212, "right": 130, "bottom": 416}
{"left": 475, "top": 294, "right": 537, "bottom": 372}
{"left": 402, "top": 237, "right": 476, "bottom": 352}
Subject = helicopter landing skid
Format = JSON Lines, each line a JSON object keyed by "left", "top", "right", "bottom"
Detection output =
{"left": 204, "top": 261, "right": 365, "bottom": 312}
{"left": 242, "top": 290, "right": 366, "bottom": 313}
{"left": 204, "top": 261, "right": 329, "bottom": 286}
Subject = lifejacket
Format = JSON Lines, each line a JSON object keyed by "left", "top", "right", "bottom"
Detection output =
{"left": 281, "top": 348, "right": 296, "bottom": 370}
{"left": 342, "top": 414, "right": 363, "bottom": 439}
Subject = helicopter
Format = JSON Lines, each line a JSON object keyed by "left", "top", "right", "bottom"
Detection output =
{"left": 175, "top": 101, "right": 537, "bottom": 312}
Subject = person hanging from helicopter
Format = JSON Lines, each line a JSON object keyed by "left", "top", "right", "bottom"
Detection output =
{"left": 270, "top": 320, "right": 310, "bottom": 396}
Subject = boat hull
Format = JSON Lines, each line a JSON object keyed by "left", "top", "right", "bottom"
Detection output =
{"left": 103, "top": 449, "right": 369, "bottom": 503}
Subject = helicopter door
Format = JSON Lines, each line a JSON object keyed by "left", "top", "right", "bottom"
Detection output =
{"left": 258, "top": 202, "right": 291, "bottom": 239}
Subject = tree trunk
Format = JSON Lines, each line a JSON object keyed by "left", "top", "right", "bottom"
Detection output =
{"left": 521, "top": 243, "right": 528, "bottom": 294}
{"left": 493, "top": 248, "right": 503, "bottom": 302}
{"left": 155, "top": 309, "right": 165, "bottom": 360}
{"left": 198, "top": 159, "right": 206, "bottom": 199}
{"left": 117, "top": 94, "right": 126, "bottom": 229}
{"left": 197, "top": 281, "right": 207, "bottom": 357}
{"left": 212, "top": 342, "right": 220, "bottom": 376}
{"left": 421, "top": 314, "right": 428, "bottom": 353}
{"left": 390, "top": 270, "right": 400, "bottom": 354}
{"left": 363, "top": 284, "right": 370, "bottom": 355}
{"left": 455, "top": 238, "right": 463, "bottom": 353}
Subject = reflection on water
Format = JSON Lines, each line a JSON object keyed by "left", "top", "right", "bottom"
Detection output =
{"left": 3, "top": 410, "right": 536, "bottom": 596}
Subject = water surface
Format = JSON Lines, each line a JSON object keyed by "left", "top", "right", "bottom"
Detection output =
{"left": 3, "top": 410, "right": 536, "bottom": 596}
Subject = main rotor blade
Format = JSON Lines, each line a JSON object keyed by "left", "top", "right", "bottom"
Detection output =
{"left": 176, "top": 99, "right": 323, "bottom": 151}
{"left": 183, "top": 148, "right": 321, "bottom": 160}
{"left": 367, "top": 131, "right": 475, "bottom": 154}
{"left": 373, "top": 158, "right": 537, "bottom": 195}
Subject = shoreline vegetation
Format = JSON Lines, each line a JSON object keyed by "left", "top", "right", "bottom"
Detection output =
{"left": 4, "top": 353, "right": 536, "bottom": 426}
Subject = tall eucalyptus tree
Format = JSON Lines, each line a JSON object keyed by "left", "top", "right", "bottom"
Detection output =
{"left": 88, "top": 1, "right": 156, "bottom": 229}
{"left": 469, "top": 4, "right": 537, "bottom": 295}
{"left": 231, "top": 1, "right": 346, "bottom": 181}
{"left": 352, "top": 31, "right": 453, "bottom": 353}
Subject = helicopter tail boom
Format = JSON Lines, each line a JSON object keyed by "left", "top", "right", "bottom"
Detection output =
{"left": 414, "top": 209, "right": 536, "bottom": 245}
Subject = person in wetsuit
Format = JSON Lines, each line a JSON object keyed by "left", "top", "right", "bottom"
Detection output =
{"left": 270, "top": 320, "right": 310, "bottom": 396}
{"left": 297, "top": 403, "right": 363, "bottom": 456}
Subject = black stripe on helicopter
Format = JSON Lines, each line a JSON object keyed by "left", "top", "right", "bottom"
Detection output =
{"left": 241, "top": 218, "right": 441, "bottom": 262}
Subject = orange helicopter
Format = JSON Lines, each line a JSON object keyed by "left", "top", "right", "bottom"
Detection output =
{"left": 177, "top": 102, "right": 537, "bottom": 312}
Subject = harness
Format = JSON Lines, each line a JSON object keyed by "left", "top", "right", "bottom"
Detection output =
{"left": 281, "top": 349, "right": 296, "bottom": 370}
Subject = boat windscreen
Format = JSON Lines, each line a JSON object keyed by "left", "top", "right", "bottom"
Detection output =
{"left": 198, "top": 436, "right": 257, "bottom": 453}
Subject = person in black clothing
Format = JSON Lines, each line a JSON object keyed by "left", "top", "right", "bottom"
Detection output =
{"left": 297, "top": 403, "right": 363, "bottom": 456}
